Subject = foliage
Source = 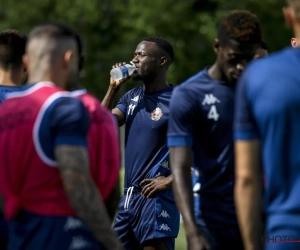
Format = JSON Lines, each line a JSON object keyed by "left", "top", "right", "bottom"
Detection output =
{"left": 0, "top": 0, "right": 293, "bottom": 99}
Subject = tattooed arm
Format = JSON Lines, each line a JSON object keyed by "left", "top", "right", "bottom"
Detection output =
{"left": 51, "top": 97, "right": 123, "bottom": 249}
{"left": 55, "top": 145, "right": 123, "bottom": 250}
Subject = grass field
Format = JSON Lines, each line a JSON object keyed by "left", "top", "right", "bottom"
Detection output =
{"left": 119, "top": 168, "right": 187, "bottom": 250}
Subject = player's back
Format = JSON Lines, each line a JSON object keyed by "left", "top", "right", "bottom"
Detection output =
{"left": 169, "top": 69, "right": 236, "bottom": 226}
{"left": 71, "top": 90, "right": 120, "bottom": 201}
{"left": 0, "top": 82, "right": 75, "bottom": 219}
{"left": 236, "top": 47, "right": 300, "bottom": 232}
{"left": 0, "top": 82, "right": 104, "bottom": 250}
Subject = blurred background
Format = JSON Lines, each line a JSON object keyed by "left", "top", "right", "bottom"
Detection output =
{"left": 0, "top": 0, "right": 292, "bottom": 100}
{"left": 0, "top": 0, "right": 292, "bottom": 248}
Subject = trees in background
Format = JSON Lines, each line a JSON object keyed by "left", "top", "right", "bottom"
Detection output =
{"left": 0, "top": 0, "right": 292, "bottom": 100}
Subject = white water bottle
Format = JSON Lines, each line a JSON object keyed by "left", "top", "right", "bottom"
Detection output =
{"left": 110, "top": 61, "right": 136, "bottom": 81}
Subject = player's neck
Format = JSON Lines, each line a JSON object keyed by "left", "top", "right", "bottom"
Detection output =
{"left": 28, "top": 71, "right": 61, "bottom": 88}
{"left": 208, "top": 63, "right": 227, "bottom": 83}
{"left": 0, "top": 69, "right": 21, "bottom": 86}
{"left": 143, "top": 74, "right": 168, "bottom": 93}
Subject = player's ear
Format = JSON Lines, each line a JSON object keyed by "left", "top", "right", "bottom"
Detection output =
{"left": 159, "top": 56, "right": 167, "bottom": 67}
{"left": 63, "top": 50, "right": 73, "bottom": 70}
{"left": 291, "top": 38, "right": 297, "bottom": 47}
{"left": 214, "top": 39, "right": 219, "bottom": 54}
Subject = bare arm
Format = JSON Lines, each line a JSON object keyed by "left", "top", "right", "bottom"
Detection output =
{"left": 55, "top": 145, "right": 123, "bottom": 250}
{"left": 102, "top": 86, "right": 126, "bottom": 127}
{"left": 235, "top": 140, "right": 263, "bottom": 250}
{"left": 102, "top": 85, "right": 121, "bottom": 110}
{"left": 102, "top": 63, "right": 131, "bottom": 127}
{"left": 104, "top": 175, "right": 121, "bottom": 222}
{"left": 170, "top": 147, "right": 199, "bottom": 240}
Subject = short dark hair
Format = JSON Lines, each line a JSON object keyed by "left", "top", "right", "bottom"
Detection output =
{"left": 30, "top": 22, "right": 84, "bottom": 71}
{"left": 217, "top": 10, "right": 262, "bottom": 45}
{"left": 29, "top": 21, "right": 77, "bottom": 42}
{"left": 143, "top": 36, "right": 174, "bottom": 63}
{"left": 260, "top": 40, "right": 268, "bottom": 50}
{"left": 0, "top": 29, "right": 27, "bottom": 70}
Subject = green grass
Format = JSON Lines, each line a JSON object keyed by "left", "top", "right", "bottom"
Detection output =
{"left": 119, "top": 168, "right": 187, "bottom": 250}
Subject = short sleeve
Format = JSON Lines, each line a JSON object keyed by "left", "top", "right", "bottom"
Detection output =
{"left": 50, "top": 97, "right": 90, "bottom": 147}
{"left": 234, "top": 70, "right": 260, "bottom": 140}
{"left": 116, "top": 92, "right": 129, "bottom": 115}
{"left": 167, "top": 86, "right": 197, "bottom": 147}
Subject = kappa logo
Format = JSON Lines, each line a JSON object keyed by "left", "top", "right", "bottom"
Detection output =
{"left": 151, "top": 107, "right": 163, "bottom": 121}
{"left": 159, "top": 223, "right": 171, "bottom": 231}
{"left": 160, "top": 160, "right": 169, "bottom": 170}
{"left": 158, "top": 210, "right": 170, "bottom": 218}
{"left": 131, "top": 96, "right": 139, "bottom": 102}
{"left": 64, "top": 217, "right": 83, "bottom": 231}
{"left": 68, "top": 236, "right": 90, "bottom": 250}
{"left": 202, "top": 94, "right": 220, "bottom": 105}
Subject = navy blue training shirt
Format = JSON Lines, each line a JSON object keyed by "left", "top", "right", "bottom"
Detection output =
{"left": 167, "top": 69, "right": 237, "bottom": 227}
{"left": 234, "top": 47, "right": 300, "bottom": 233}
{"left": 117, "top": 86, "right": 173, "bottom": 192}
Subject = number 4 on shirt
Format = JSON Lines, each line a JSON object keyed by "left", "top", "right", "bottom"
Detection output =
{"left": 208, "top": 105, "right": 219, "bottom": 121}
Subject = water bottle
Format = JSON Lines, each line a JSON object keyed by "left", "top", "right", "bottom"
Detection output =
{"left": 110, "top": 61, "right": 136, "bottom": 81}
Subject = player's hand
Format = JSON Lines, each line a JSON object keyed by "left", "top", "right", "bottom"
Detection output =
{"left": 188, "top": 234, "right": 211, "bottom": 250}
{"left": 140, "top": 176, "right": 172, "bottom": 198}
{"left": 110, "top": 62, "right": 132, "bottom": 88}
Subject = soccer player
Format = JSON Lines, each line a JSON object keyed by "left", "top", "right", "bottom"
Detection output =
{"left": 167, "top": 10, "right": 263, "bottom": 250}
{"left": 0, "top": 30, "right": 27, "bottom": 103}
{"left": 234, "top": 1, "right": 300, "bottom": 250}
{"left": 70, "top": 29, "right": 121, "bottom": 221}
{"left": 0, "top": 22, "right": 122, "bottom": 250}
{"left": 291, "top": 37, "right": 298, "bottom": 47}
{"left": 102, "top": 37, "right": 180, "bottom": 250}
{"left": 0, "top": 29, "right": 27, "bottom": 249}
{"left": 254, "top": 40, "right": 268, "bottom": 59}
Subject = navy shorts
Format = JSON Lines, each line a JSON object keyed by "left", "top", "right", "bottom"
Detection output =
{"left": 114, "top": 190, "right": 180, "bottom": 250}
{"left": 264, "top": 227, "right": 300, "bottom": 250}
{"left": 8, "top": 210, "right": 103, "bottom": 250}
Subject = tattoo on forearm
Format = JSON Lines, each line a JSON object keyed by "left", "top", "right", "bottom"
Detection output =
{"left": 55, "top": 146, "right": 121, "bottom": 250}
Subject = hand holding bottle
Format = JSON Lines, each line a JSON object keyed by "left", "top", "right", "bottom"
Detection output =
{"left": 110, "top": 62, "right": 136, "bottom": 88}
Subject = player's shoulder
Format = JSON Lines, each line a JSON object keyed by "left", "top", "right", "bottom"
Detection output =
{"left": 246, "top": 47, "right": 293, "bottom": 76}
{"left": 174, "top": 69, "right": 209, "bottom": 97}
{"left": 123, "top": 86, "right": 143, "bottom": 98}
{"left": 4, "top": 82, "right": 64, "bottom": 102}
{"left": 179, "top": 69, "right": 210, "bottom": 90}
{"left": 71, "top": 89, "right": 100, "bottom": 107}
{"left": 47, "top": 95, "right": 89, "bottom": 129}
